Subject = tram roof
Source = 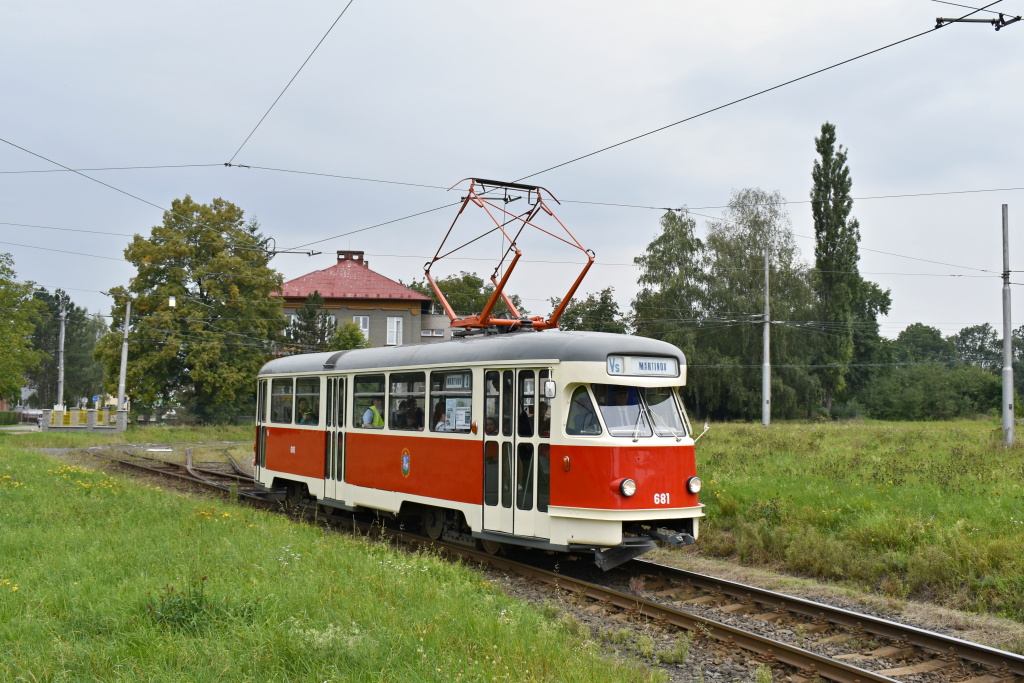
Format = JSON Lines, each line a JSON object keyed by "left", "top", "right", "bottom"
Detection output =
{"left": 258, "top": 330, "right": 685, "bottom": 376}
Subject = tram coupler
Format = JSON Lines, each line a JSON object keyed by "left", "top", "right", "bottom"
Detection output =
{"left": 650, "top": 528, "right": 695, "bottom": 546}
{"left": 593, "top": 540, "right": 656, "bottom": 571}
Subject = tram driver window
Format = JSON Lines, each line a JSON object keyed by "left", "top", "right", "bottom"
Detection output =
{"left": 354, "top": 374, "right": 386, "bottom": 428}
{"left": 295, "top": 377, "right": 320, "bottom": 425}
{"left": 430, "top": 369, "right": 472, "bottom": 433}
{"left": 593, "top": 383, "right": 652, "bottom": 437}
{"left": 484, "top": 371, "right": 500, "bottom": 436}
{"left": 270, "top": 378, "right": 293, "bottom": 424}
{"left": 647, "top": 386, "right": 687, "bottom": 437}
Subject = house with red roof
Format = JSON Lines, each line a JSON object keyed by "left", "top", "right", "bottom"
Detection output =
{"left": 277, "top": 250, "right": 451, "bottom": 347}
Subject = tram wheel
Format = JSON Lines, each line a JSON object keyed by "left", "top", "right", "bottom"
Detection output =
{"left": 479, "top": 539, "right": 503, "bottom": 555}
{"left": 422, "top": 507, "right": 444, "bottom": 540}
{"left": 283, "top": 482, "right": 303, "bottom": 510}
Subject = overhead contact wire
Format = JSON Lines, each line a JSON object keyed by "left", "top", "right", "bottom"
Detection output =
{"left": 227, "top": 0, "right": 357, "bottom": 164}
{"left": 513, "top": 1, "right": 1002, "bottom": 182}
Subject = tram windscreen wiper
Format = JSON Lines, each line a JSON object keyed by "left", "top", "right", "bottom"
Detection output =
{"left": 630, "top": 396, "right": 650, "bottom": 443}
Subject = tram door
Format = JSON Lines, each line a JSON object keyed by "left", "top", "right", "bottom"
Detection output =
{"left": 255, "top": 379, "right": 268, "bottom": 481}
{"left": 324, "top": 376, "right": 346, "bottom": 503}
{"left": 482, "top": 368, "right": 551, "bottom": 539}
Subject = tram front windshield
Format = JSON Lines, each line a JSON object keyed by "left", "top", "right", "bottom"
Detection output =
{"left": 589, "top": 384, "right": 687, "bottom": 438}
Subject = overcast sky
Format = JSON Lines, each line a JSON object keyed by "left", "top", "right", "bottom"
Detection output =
{"left": 3, "top": 0, "right": 1022, "bottom": 339}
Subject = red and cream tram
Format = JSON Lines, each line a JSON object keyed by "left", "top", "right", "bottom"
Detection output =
{"left": 254, "top": 329, "right": 703, "bottom": 569}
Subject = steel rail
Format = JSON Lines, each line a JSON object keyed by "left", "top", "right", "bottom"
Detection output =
{"left": 631, "top": 559, "right": 1024, "bottom": 677}
{"left": 437, "top": 548, "right": 895, "bottom": 683}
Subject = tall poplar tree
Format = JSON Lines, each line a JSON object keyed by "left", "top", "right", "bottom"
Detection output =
{"left": 811, "top": 122, "right": 861, "bottom": 411}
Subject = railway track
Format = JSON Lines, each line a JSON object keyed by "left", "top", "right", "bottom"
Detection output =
{"left": 79, "top": 444, "right": 1024, "bottom": 683}
{"left": 86, "top": 444, "right": 267, "bottom": 500}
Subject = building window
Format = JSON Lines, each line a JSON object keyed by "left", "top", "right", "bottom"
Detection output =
{"left": 387, "top": 316, "right": 403, "bottom": 346}
{"left": 433, "top": 329, "right": 444, "bottom": 337}
{"left": 420, "top": 330, "right": 433, "bottom": 337}
{"left": 353, "top": 315, "right": 369, "bottom": 339}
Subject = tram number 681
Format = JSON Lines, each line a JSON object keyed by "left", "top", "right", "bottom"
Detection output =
{"left": 654, "top": 493, "right": 670, "bottom": 505}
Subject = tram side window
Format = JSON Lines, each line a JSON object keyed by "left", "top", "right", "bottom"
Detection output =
{"left": 295, "top": 377, "right": 320, "bottom": 425}
{"left": 484, "top": 441, "right": 499, "bottom": 506}
{"left": 538, "top": 444, "right": 550, "bottom": 512}
{"left": 566, "top": 385, "right": 601, "bottom": 435}
{"left": 501, "top": 370, "right": 514, "bottom": 437}
{"left": 390, "top": 372, "right": 425, "bottom": 430}
{"left": 430, "top": 369, "right": 472, "bottom": 433}
{"left": 516, "top": 443, "right": 534, "bottom": 510}
{"left": 517, "top": 370, "right": 535, "bottom": 437}
{"left": 538, "top": 369, "right": 551, "bottom": 438}
{"left": 354, "top": 374, "right": 386, "bottom": 428}
{"left": 270, "top": 378, "right": 293, "bottom": 424}
{"left": 501, "top": 442, "right": 513, "bottom": 508}
{"left": 497, "top": 444, "right": 509, "bottom": 507}
{"left": 484, "top": 371, "right": 500, "bottom": 437}
{"left": 257, "top": 380, "right": 267, "bottom": 424}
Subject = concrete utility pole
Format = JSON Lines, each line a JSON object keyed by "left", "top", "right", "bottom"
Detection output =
{"left": 116, "top": 299, "right": 131, "bottom": 412}
{"left": 1002, "top": 205, "right": 1014, "bottom": 446}
{"left": 55, "top": 297, "right": 67, "bottom": 410}
{"left": 762, "top": 246, "right": 771, "bottom": 426}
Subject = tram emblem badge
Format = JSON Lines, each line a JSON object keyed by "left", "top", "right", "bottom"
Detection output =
{"left": 401, "top": 448, "right": 411, "bottom": 477}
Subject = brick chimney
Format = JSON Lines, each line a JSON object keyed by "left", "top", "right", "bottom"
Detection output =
{"left": 337, "top": 250, "right": 368, "bottom": 268}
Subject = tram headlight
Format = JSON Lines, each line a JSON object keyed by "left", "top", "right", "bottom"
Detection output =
{"left": 686, "top": 476, "right": 702, "bottom": 494}
{"left": 619, "top": 478, "right": 637, "bottom": 497}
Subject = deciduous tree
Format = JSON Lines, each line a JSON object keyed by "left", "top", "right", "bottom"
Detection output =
{"left": 407, "top": 271, "right": 525, "bottom": 318}
{"left": 699, "top": 189, "right": 818, "bottom": 419}
{"left": 0, "top": 253, "right": 43, "bottom": 403}
{"left": 331, "top": 321, "right": 370, "bottom": 350}
{"left": 632, "top": 209, "right": 707, "bottom": 363}
{"left": 549, "top": 287, "right": 627, "bottom": 333}
{"left": 94, "top": 196, "right": 285, "bottom": 423}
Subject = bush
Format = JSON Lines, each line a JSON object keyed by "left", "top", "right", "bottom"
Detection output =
{"left": 0, "top": 411, "right": 17, "bottom": 425}
{"left": 859, "top": 365, "right": 1000, "bottom": 420}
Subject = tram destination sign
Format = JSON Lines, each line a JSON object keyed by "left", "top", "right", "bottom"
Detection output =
{"left": 606, "top": 355, "right": 679, "bottom": 377}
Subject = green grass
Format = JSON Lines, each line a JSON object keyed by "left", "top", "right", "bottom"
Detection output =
{"left": 0, "top": 444, "right": 657, "bottom": 682}
{"left": 688, "top": 419, "right": 1024, "bottom": 619}
{"left": 0, "top": 424, "right": 255, "bottom": 448}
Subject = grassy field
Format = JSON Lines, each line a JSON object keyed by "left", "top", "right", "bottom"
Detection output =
{"left": 0, "top": 442, "right": 659, "bottom": 682}
{"left": 689, "top": 419, "right": 1024, "bottom": 621}
{"left": 0, "top": 423, "right": 255, "bottom": 448}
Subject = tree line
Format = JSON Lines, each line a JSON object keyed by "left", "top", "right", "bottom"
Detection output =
{"left": 0, "top": 124, "right": 1013, "bottom": 423}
